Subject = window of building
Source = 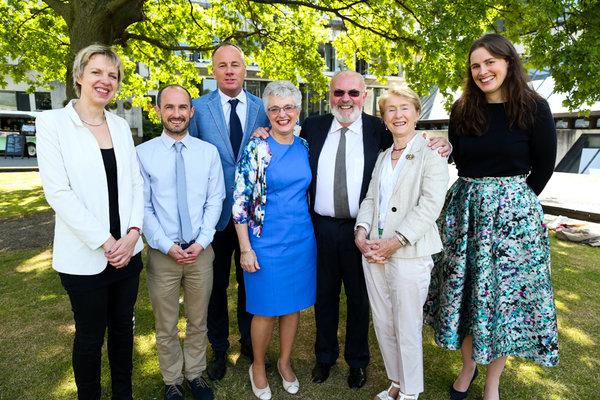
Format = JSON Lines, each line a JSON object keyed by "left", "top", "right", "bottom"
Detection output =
{"left": 0, "top": 91, "right": 17, "bottom": 110}
{"left": 35, "top": 92, "right": 52, "bottom": 110}
{"left": 200, "top": 78, "right": 217, "bottom": 95}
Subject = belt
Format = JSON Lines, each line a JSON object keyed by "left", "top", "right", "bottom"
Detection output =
{"left": 175, "top": 240, "right": 195, "bottom": 250}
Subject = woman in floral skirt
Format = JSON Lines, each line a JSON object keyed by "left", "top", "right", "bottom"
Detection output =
{"left": 424, "top": 34, "right": 559, "bottom": 400}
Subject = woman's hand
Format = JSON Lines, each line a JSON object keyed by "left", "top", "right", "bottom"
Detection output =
{"left": 104, "top": 230, "right": 139, "bottom": 268}
{"left": 363, "top": 238, "right": 402, "bottom": 264}
{"left": 354, "top": 228, "right": 372, "bottom": 255}
{"left": 240, "top": 249, "right": 261, "bottom": 273}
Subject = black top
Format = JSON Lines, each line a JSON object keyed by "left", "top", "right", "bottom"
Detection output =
{"left": 59, "top": 148, "right": 142, "bottom": 292}
{"left": 449, "top": 100, "right": 557, "bottom": 195}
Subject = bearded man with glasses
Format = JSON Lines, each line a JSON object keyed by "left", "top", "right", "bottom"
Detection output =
{"left": 300, "top": 70, "right": 451, "bottom": 389}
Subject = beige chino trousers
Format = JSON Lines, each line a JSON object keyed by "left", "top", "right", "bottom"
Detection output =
{"left": 147, "top": 246, "right": 214, "bottom": 385}
{"left": 362, "top": 255, "right": 433, "bottom": 395}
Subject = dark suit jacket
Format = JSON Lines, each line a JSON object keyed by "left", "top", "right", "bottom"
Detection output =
{"left": 299, "top": 112, "right": 391, "bottom": 214}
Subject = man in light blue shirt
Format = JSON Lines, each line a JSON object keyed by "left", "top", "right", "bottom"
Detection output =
{"left": 137, "top": 84, "right": 225, "bottom": 400}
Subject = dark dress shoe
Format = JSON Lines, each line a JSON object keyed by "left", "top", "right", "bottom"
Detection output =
{"left": 347, "top": 367, "right": 367, "bottom": 389}
{"left": 449, "top": 366, "right": 479, "bottom": 400}
{"left": 206, "top": 351, "right": 226, "bottom": 381}
{"left": 348, "top": 368, "right": 367, "bottom": 389}
{"left": 311, "top": 362, "right": 333, "bottom": 383}
{"left": 241, "top": 343, "right": 272, "bottom": 369}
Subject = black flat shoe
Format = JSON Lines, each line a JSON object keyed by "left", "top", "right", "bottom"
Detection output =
{"left": 449, "top": 366, "right": 478, "bottom": 400}
{"left": 347, "top": 367, "right": 367, "bottom": 389}
{"left": 311, "top": 362, "right": 333, "bottom": 384}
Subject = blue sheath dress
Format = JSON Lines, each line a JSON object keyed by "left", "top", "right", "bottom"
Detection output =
{"left": 245, "top": 136, "right": 317, "bottom": 316}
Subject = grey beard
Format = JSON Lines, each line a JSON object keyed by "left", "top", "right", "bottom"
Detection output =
{"left": 331, "top": 104, "right": 361, "bottom": 125}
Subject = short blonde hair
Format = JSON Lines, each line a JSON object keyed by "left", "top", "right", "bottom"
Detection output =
{"left": 378, "top": 85, "right": 421, "bottom": 116}
{"left": 72, "top": 44, "right": 124, "bottom": 97}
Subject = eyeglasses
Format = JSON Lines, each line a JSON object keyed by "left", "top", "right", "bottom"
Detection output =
{"left": 332, "top": 89, "right": 362, "bottom": 98}
{"left": 267, "top": 105, "right": 298, "bottom": 114}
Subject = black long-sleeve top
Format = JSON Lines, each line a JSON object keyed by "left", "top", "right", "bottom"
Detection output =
{"left": 448, "top": 100, "right": 557, "bottom": 195}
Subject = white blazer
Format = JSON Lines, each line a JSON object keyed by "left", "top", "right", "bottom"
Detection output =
{"left": 36, "top": 100, "right": 144, "bottom": 275}
{"left": 356, "top": 135, "right": 449, "bottom": 259}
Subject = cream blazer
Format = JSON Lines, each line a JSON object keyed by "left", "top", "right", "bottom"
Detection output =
{"left": 36, "top": 100, "right": 144, "bottom": 275}
{"left": 356, "top": 135, "right": 449, "bottom": 259}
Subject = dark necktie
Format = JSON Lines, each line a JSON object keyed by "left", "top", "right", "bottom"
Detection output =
{"left": 229, "top": 99, "right": 243, "bottom": 159}
{"left": 334, "top": 127, "right": 351, "bottom": 218}
{"left": 175, "top": 141, "right": 193, "bottom": 242}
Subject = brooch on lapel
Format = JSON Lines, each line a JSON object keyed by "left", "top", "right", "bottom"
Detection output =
{"left": 405, "top": 154, "right": 415, "bottom": 160}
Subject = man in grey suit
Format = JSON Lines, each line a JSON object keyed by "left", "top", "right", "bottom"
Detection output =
{"left": 188, "top": 43, "right": 269, "bottom": 381}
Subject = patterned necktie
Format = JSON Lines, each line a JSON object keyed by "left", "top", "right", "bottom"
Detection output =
{"left": 334, "top": 127, "right": 351, "bottom": 218}
{"left": 175, "top": 141, "right": 193, "bottom": 242}
{"left": 229, "top": 98, "right": 243, "bottom": 159}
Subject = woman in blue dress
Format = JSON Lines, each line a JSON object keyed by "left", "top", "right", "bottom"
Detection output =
{"left": 232, "top": 80, "right": 316, "bottom": 400}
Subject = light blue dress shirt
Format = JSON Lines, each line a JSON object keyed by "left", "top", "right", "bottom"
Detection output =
{"left": 136, "top": 132, "right": 225, "bottom": 254}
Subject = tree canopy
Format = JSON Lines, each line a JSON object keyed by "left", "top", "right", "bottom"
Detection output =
{"left": 1, "top": 0, "right": 598, "bottom": 112}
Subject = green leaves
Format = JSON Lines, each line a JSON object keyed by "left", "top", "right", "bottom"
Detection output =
{"left": 0, "top": 0, "right": 597, "bottom": 113}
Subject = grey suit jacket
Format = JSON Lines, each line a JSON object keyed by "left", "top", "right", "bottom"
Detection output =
{"left": 356, "top": 135, "right": 449, "bottom": 258}
{"left": 189, "top": 89, "right": 269, "bottom": 230}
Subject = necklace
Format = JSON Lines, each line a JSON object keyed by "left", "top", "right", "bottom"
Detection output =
{"left": 80, "top": 115, "right": 106, "bottom": 127}
{"left": 392, "top": 145, "right": 407, "bottom": 152}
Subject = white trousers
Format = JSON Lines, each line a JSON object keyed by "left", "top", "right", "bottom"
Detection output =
{"left": 362, "top": 255, "right": 433, "bottom": 395}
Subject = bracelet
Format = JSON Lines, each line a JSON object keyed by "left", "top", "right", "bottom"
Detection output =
{"left": 394, "top": 231, "right": 408, "bottom": 246}
{"left": 241, "top": 248, "right": 253, "bottom": 254}
{"left": 127, "top": 226, "right": 141, "bottom": 234}
{"left": 354, "top": 227, "right": 366, "bottom": 237}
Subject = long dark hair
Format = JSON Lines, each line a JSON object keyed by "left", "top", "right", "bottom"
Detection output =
{"left": 453, "top": 34, "right": 542, "bottom": 136}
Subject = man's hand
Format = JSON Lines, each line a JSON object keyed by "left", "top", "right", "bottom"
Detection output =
{"left": 427, "top": 136, "right": 452, "bottom": 158}
{"left": 178, "top": 242, "right": 204, "bottom": 264}
{"left": 251, "top": 126, "right": 270, "bottom": 139}
{"left": 167, "top": 244, "right": 190, "bottom": 264}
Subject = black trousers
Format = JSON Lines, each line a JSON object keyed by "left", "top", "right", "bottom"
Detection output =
{"left": 66, "top": 272, "right": 140, "bottom": 400}
{"left": 207, "top": 220, "right": 253, "bottom": 352}
{"left": 313, "top": 214, "right": 370, "bottom": 368}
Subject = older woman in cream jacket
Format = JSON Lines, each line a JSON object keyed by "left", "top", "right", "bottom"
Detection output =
{"left": 354, "top": 86, "right": 448, "bottom": 400}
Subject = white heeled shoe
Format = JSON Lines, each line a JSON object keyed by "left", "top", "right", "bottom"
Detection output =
{"left": 249, "top": 364, "right": 271, "bottom": 400}
{"left": 376, "top": 382, "right": 402, "bottom": 400}
{"left": 277, "top": 359, "right": 299, "bottom": 394}
{"left": 377, "top": 382, "right": 418, "bottom": 400}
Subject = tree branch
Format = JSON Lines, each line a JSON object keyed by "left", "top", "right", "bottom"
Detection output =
{"left": 246, "top": 0, "right": 418, "bottom": 46}
{"left": 42, "top": 0, "right": 71, "bottom": 24}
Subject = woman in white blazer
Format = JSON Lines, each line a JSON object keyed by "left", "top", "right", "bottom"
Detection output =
{"left": 36, "top": 45, "right": 144, "bottom": 400}
{"left": 355, "top": 85, "right": 449, "bottom": 400}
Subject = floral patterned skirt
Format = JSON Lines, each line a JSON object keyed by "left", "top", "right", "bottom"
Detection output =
{"left": 424, "top": 175, "right": 559, "bottom": 366}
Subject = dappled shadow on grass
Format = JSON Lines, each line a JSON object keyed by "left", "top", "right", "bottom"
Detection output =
{"left": 0, "top": 187, "right": 51, "bottom": 219}
{"left": 0, "top": 209, "right": 54, "bottom": 251}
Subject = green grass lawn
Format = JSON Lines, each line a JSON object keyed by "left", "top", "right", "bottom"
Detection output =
{"left": 1, "top": 173, "right": 599, "bottom": 399}
{"left": 0, "top": 172, "right": 50, "bottom": 219}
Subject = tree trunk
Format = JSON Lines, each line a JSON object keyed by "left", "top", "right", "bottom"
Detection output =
{"left": 59, "top": 0, "right": 145, "bottom": 100}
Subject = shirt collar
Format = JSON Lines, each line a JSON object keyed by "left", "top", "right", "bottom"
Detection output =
{"left": 330, "top": 114, "right": 363, "bottom": 135}
{"left": 218, "top": 88, "right": 247, "bottom": 106}
{"left": 160, "top": 131, "right": 191, "bottom": 149}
